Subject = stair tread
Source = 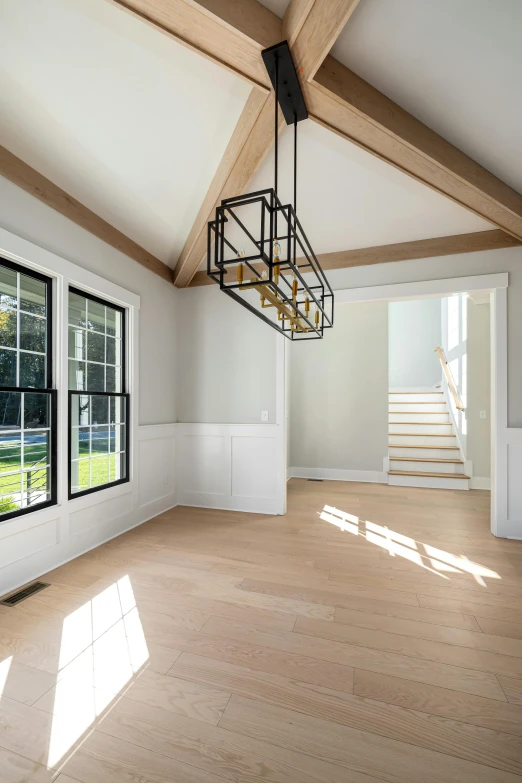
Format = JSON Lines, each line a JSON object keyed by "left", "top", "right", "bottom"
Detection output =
{"left": 389, "top": 443, "right": 459, "bottom": 450}
{"left": 389, "top": 391, "right": 443, "bottom": 394}
{"left": 389, "top": 421, "right": 451, "bottom": 425}
{"left": 388, "top": 470, "right": 470, "bottom": 479}
{"left": 390, "top": 457, "right": 463, "bottom": 464}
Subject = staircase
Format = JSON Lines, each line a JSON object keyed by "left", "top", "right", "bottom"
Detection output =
{"left": 388, "top": 390, "right": 470, "bottom": 489}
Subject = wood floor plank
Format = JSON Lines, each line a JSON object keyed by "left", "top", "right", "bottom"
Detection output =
{"left": 334, "top": 604, "right": 481, "bottom": 631}
{"left": 0, "top": 659, "right": 57, "bottom": 704}
{"left": 295, "top": 616, "right": 522, "bottom": 680}
{"left": 34, "top": 667, "right": 230, "bottom": 726}
{"left": 0, "top": 747, "right": 55, "bottom": 783}
{"left": 418, "top": 594, "right": 522, "bottom": 624}
{"left": 353, "top": 668, "right": 522, "bottom": 736}
{"left": 220, "top": 695, "right": 522, "bottom": 783}
{"left": 476, "top": 617, "right": 522, "bottom": 641}
{"left": 200, "top": 616, "right": 506, "bottom": 700}
{"left": 332, "top": 608, "right": 522, "bottom": 655}
{"left": 92, "top": 693, "right": 384, "bottom": 783}
{"left": 170, "top": 652, "right": 522, "bottom": 773}
{"left": 0, "top": 695, "right": 55, "bottom": 765}
{"left": 59, "top": 729, "right": 229, "bottom": 783}
{"left": 498, "top": 676, "right": 522, "bottom": 705}
{"left": 239, "top": 576, "right": 420, "bottom": 607}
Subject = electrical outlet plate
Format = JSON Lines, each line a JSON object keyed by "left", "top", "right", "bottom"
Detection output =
{"left": 261, "top": 410, "right": 269, "bottom": 422}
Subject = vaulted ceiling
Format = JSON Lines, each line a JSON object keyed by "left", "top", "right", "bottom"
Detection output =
{"left": 1, "top": 0, "right": 521, "bottom": 286}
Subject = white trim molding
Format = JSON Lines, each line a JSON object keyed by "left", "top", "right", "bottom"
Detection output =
{"left": 335, "top": 273, "right": 508, "bottom": 305}
{"left": 290, "top": 462, "right": 388, "bottom": 484}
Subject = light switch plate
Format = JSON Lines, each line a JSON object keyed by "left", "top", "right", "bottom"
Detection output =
{"left": 261, "top": 410, "right": 269, "bottom": 422}
{"left": 480, "top": 410, "right": 487, "bottom": 419}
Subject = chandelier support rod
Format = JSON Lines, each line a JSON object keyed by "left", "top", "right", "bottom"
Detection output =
{"left": 274, "top": 53, "right": 279, "bottom": 240}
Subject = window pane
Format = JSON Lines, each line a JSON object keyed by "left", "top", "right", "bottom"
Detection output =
{"left": 0, "top": 435, "right": 21, "bottom": 474}
{"left": 0, "top": 392, "right": 20, "bottom": 429}
{"left": 20, "top": 313, "right": 46, "bottom": 353}
{"left": 0, "top": 267, "right": 17, "bottom": 309}
{"left": 110, "top": 424, "right": 125, "bottom": 453}
{"left": 0, "top": 349, "right": 16, "bottom": 386}
{"left": 92, "top": 425, "right": 109, "bottom": 454}
{"left": 71, "top": 459, "right": 90, "bottom": 493}
{"left": 0, "top": 308, "right": 17, "bottom": 348}
{"left": 20, "top": 352, "right": 45, "bottom": 388}
{"left": 69, "top": 293, "right": 86, "bottom": 328}
{"left": 110, "top": 396, "right": 126, "bottom": 424}
{"left": 87, "top": 331, "right": 105, "bottom": 363}
{"left": 69, "top": 359, "right": 86, "bottom": 391}
{"left": 110, "top": 453, "right": 125, "bottom": 482}
{"left": 91, "top": 395, "right": 109, "bottom": 425}
{"left": 20, "top": 274, "right": 46, "bottom": 316}
{"left": 24, "top": 431, "right": 49, "bottom": 466}
{"left": 68, "top": 326, "right": 85, "bottom": 360}
{"left": 106, "top": 336, "right": 116, "bottom": 365}
{"left": 90, "top": 455, "right": 110, "bottom": 487}
{"left": 87, "top": 362, "right": 104, "bottom": 392}
{"left": 24, "top": 393, "right": 49, "bottom": 429}
{"left": 78, "top": 427, "right": 90, "bottom": 456}
{"left": 87, "top": 299, "right": 105, "bottom": 333}
{"left": 0, "top": 390, "right": 52, "bottom": 513}
{"left": 106, "top": 307, "right": 121, "bottom": 338}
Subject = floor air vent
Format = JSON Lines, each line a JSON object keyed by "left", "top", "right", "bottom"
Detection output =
{"left": 0, "top": 581, "right": 50, "bottom": 606}
{"left": 307, "top": 478, "right": 324, "bottom": 482}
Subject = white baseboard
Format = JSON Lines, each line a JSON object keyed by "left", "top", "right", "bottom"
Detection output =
{"left": 469, "top": 476, "right": 491, "bottom": 490}
{"left": 290, "top": 466, "right": 388, "bottom": 484}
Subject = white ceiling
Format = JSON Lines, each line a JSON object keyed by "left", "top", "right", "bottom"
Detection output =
{"left": 257, "top": 0, "right": 289, "bottom": 16}
{"left": 0, "top": 0, "right": 251, "bottom": 266}
{"left": 245, "top": 118, "right": 491, "bottom": 258}
{"left": 332, "top": 0, "right": 522, "bottom": 194}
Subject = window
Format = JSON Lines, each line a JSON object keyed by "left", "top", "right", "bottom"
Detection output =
{"left": 68, "top": 288, "right": 129, "bottom": 497}
{"left": 0, "top": 258, "right": 56, "bottom": 520}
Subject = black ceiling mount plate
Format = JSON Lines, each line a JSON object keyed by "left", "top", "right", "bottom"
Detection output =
{"left": 261, "top": 41, "right": 308, "bottom": 125}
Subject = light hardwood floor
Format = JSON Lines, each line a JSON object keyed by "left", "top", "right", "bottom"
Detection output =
{"left": 1, "top": 479, "right": 522, "bottom": 782}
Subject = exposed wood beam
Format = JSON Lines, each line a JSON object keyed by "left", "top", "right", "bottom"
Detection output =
{"left": 282, "top": 0, "right": 315, "bottom": 47}
{"left": 290, "top": 0, "right": 361, "bottom": 82}
{"left": 0, "top": 146, "right": 173, "bottom": 282}
{"left": 188, "top": 229, "right": 521, "bottom": 286}
{"left": 172, "top": 90, "right": 285, "bottom": 287}
{"left": 173, "top": 87, "right": 273, "bottom": 286}
{"left": 109, "top": 0, "right": 281, "bottom": 89}
{"left": 111, "top": 0, "right": 522, "bottom": 260}
{"left": 308, "top": 59, "right": 522, "bottom": 240}
{"left": 170, "top": 0, "right": 354, "bottom": 286}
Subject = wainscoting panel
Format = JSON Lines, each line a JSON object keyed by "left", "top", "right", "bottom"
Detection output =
{"left": 0, "top": 424, "right": 178, "bottom": 598}
{"left": 177, "top": 424, "right": 284, "bottom": 515}
{"left": 507, "top": 440, "right": 522, "bottom": 529}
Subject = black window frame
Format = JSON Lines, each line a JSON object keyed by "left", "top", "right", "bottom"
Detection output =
{"left": 0, "top": 256, "right": 57, "bottom": 522}
{"left": 67, "top": 286, "right": 130, "bottom": 500}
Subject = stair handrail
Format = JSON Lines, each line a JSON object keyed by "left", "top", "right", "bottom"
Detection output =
{"left": 434, "top": 346, "right": 465, "bottom": 411}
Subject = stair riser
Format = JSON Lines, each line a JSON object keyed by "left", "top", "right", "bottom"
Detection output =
{"left": 389, "top": 403, "right": 447, "bottom": 413}
{"left": 389, "top": 474, "right": 469, "bottom": 490}
{"left": 391, "top": 435, "right": 458, "bottom": 447}
{"left": 390, "top": 459, "right": 465, "bottom": 474}
{"left": 389, "top": 423, "right": 454, "bottom": 435}
{"left": 390, "top": 413, "right": 449, "bottom": 423}
{"left": 389, "top": 394, "right": 443, "bottom": 403}
{"left": 389, "top": 447, "right": 460, "bottom": 459}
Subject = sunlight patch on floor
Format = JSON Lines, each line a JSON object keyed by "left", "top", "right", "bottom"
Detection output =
{"left": 48, "top": 575, "right": 148, "bottom": 769}
{"left": 0, "top": 655, "right": 12, "bottom": 698}
{"left": 320, "top": 505, "right": 500, "bottom": 585}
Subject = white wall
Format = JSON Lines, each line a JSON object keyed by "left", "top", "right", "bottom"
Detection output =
{"left": 388, "top": 298, "right": 442, "bottom": 388}
{"left": 467, "top": 298, "right": 491, "bottom": 483}
{"left": 290, "top": 301, "right": 388, "bottom": 479}
{"left": 0, "top": 177, "right": 179, "bottom": 595}
{"left": 327, "top": 246, "right": 522, "bottom": 428}
{"left": 176, "top": 285, "right": 277, "bottom": 424}
{"left": 0, "top": 176, "right": 177, "bottom": 426}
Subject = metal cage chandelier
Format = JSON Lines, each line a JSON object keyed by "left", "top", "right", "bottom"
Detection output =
{"left": 207, "top": 41, "right": 334, "bottom": 340}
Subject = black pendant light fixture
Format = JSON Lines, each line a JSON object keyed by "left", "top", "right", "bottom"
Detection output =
{"left": 207, "top": 41, "right": 334, "bottom": 340}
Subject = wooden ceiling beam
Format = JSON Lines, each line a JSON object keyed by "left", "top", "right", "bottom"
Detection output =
{"left": 109, "top": 0, "right": 522, "bottom": 283}
{"left": 169, "top": 0, "right": 356, "bottom": 286}
{"left": 187, "top": 229, "right": 521, "bottom": 287}
{"left": 0, "top": 146, "right": 173, "bottom": 282}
